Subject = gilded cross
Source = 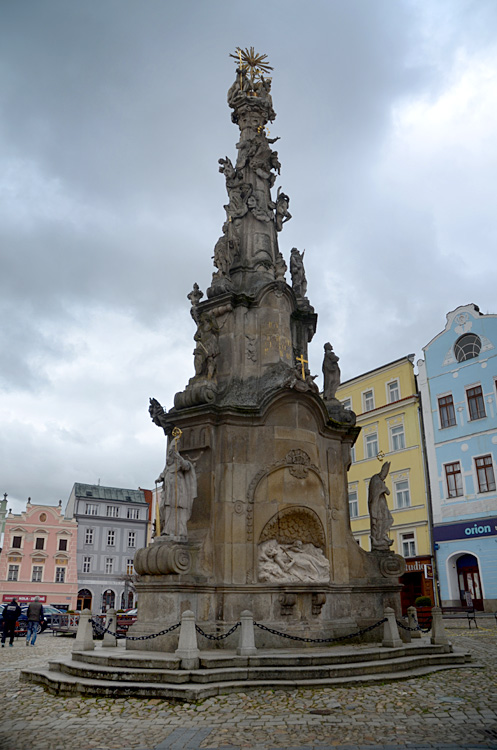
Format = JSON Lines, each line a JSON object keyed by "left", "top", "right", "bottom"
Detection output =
{"left": 296, "top": 353, "right": 308, "bottom": 380}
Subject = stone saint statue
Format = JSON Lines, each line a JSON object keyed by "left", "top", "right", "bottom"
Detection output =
{"left": 322, "top": 343, "right": 341, "bottom": 400}
{"left": 193, "top": 313, "right": 220, "bottom": 380}
{"left": 290, "top": 248, "right": 307, "bottom": 298}
{"left": 156, "top": 444, "right": 197, "bottom": 539}
{"left": 368, "top": 462, "right": 394, "bottom": 551}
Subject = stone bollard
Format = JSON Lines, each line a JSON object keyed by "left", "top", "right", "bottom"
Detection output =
{"left": 237, "top": 610, "right": 257, "bottom": 656}
{"left": 103, "top": 608, "right": 118, "bottom": 648}
{"left": 175, "top": 610, "right": 200, "bottom": 669}
{"left": 72, "top": 609, "right": 95, "bottom": 652}
{"left": 382, "top": 607, "right": 403, "bottom": 648}
{"left": 431, "top": 606, "right": 450, "bottom": 649}
{"left": 407, "top": 606, "right": 422, "bottom": 639}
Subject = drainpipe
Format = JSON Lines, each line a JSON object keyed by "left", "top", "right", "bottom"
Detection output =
{"left": 416, "top": 383, "right": 441, "bottom": 607}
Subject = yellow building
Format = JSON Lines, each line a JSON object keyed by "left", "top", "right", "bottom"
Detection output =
{"left": 336, "top": 355, "right": 435, "bottom": 612}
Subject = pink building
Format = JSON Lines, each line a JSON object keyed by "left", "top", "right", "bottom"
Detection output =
{"left": 0, "top": 498, "right": 78, "bottom": 609}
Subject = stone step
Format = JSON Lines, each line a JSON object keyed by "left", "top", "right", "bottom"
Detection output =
{"left": 21, "top": 659, "right": 480, "bottom": 701}
{"left": 51, "top": 650, "right": 471, "bottom": 685}
{"left": 70, "top": 642, "right": 447, "bottom": 671}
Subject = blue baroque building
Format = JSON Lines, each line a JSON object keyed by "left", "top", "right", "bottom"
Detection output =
{"left": 418, "top": 304, "right": 497, "bottom": 611}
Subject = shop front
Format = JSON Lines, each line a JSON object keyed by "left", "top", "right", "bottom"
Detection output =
{"left": 433, "top": 516, "right": 497, "bottom": 611}
{"left": 400, "top": 556, "right": 435, "bottom": 614}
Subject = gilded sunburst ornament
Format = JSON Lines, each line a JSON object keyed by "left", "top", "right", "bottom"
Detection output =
{"left": 230, "top": 47, "right": 273, "bottom": 85}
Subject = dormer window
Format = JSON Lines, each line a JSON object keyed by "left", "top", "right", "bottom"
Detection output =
{"left": 454, "top": 333, "right": 481, "bottom": 362}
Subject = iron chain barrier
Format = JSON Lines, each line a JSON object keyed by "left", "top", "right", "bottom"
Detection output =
{"left": 396, "top": 618, "right": 432, "bottom": 634}
{"left": 195, "top": 622, "right": 241, "bottom": 641}
{"left": 89, "top": 615, "right": 398, "bottom": 645}
{"left": 90, "top": 617, "right": 180, "bottom": 641}
{"left": 253, "top": 617, "right": 387, "bottom": 644}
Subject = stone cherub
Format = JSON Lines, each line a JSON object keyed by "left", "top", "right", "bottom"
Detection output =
{"left": 322, "top": 343, "right": 341, "bottom": 401}
{"left": 368, "top": 461, "right": 394, "bottom": 551}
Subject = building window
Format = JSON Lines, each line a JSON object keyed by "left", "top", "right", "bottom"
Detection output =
{"left": 128, "top": 531, "right": 136, "bottom": 547}
{"left": 105, "top": 558, "right": 114, "bottom": 575}
{"left": 438, "top": 394, "right": 456, "bottom": 429}
{"left": 363, "top": 390, "right": 375, "bottom": 412}
{"left": 394, "top": 479, "right": 410, "bottom": 508}
{"left": 85, "top": 503, "right": 98, "bottom": 515}
{"left": 106, "top": 505, "right": 119, "bottom": 518}
{"left": 32, "top": 566, "right": 43, "bottom": 582}
{"left": 11, "top": 535, "right": 22, "bottom": 549}
{"left": 126, "top": 558, "right": 134, "bottom": 575}
{"left": 401, "top": 532, "right": 416, "bottom": 558}
{"left": 390, "top": 424, "right": 405, "bottom": 451}
{"left": 348, "top": 490, "right": 359, "bottom": 519}
{"left": 454, "top": 333, "right": 482, "bottom": 362}
{"left": 85, "top": 528, "right": 94, "bottom": 545}
{"left": 365, "top": 432, "right": 379, "bottom": 459}
{"left": 127, "top": 508, "right": 140, "bottom": 520}
{"left": 342, "top": 398, "right": 352, "bottom": 411}
{"left": 387, "top": 380, "right": 400, "bottom": 403}
{"left": 350, "top": 445, "right": 356, "bottom": 464}
{"left": 467, "top": 386, "right": 486, "bottom": 420}
{"left": 7, "top": 565, "right": 19, "bottom": 582}
{"left": 83, "top": 556, "right": 92, "bottom": 573}
{"left": 58, "top": 539, "right": 68, "bottom": 551}
{"left": 35, "top": 537, "right": 45, "bottom": 550}
{"left": 107, "top": 530, "right": 115, "bottom": 546}
{"left": 445, "top": 462, "right": 463, "bottom": 498}
{"left": 55, "top": 567, "right": 66, "bottom": 583}
{"left": 475, "top": 455, "right": 496, "bottom": 493}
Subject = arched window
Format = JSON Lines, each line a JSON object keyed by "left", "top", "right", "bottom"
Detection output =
{"left": 102, "top": 589, "right": 115, "bottom": 611}
{"left": 454, "top": 334, "right": 482, "bottom": 362}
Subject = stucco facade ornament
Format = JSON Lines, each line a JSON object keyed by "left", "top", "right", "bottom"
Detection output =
{"left": 258, "top": 539, "right": 330, "bottom": 583}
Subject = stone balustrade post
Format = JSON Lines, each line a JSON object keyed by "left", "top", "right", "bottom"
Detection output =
{"left": 72, "top": 608, "right": 95, "bottom": 652}
{"left": 407, "top": 606, "right": 422, "bottom": 639}
{"left": 237, "top": 610, "right": 257, "bottom": 656}
{"left": 382, "top": 606, "right": 403, "bottom": 648}
{"left": 103, "top": 608, "right": 118, "bottom": 647}
{"left": 175, "top": 610, "right": 200, "bottom": 669}
{"left": 430, "top": 606, "right": 450, "bottom": 649}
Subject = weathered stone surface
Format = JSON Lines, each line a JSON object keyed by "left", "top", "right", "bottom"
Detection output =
{"left": 138, "top": 51, "right": 405, "bottom": 651}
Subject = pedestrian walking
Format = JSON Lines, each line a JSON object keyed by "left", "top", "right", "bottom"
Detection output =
{"left": 1, "top": 598, "right": 21, "bottom": 647}
{"left": 26, "top": 597, "right": 44, "bottom": 646}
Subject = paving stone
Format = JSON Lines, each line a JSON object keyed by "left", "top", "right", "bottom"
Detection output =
{"left": 1, "top": 629, "right": 497, "bottom": 749}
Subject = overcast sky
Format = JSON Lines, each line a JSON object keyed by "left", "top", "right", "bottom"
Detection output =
{"left": 1, "top": 0, "right": 496, "bottom": 515}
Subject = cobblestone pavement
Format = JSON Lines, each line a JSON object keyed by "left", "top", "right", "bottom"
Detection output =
{"left": 0, "top": 627, "right": 496, "bottom": 750}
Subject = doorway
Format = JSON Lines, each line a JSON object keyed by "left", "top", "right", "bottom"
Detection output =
{"left": 456, "top": 554, "right": 483, "bottom": 610}
{"left": 77, "top": 589, "right": 92, "bottom": 611}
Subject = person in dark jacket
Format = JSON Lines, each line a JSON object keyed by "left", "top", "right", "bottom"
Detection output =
{"left": 26, "top": 597, "right": 44, "bottom": 646}
{"left": 1, "top": 598, "right": 21, "bottom": 647}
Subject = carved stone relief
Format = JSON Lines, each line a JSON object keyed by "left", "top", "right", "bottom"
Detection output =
{"left": 259, "top": 506, "right": 325, "bottom": 548}
{"left": 258, "top": 539, "right": 330, "bottom": 583}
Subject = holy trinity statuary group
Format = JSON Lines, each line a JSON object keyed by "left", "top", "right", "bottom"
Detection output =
{"left": 129, "top": 49, "right": 405, "bottom": 649}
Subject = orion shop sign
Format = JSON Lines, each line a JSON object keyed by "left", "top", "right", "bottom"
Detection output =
{"left": 433, "top": 517, "right": 497, "bottom": 543}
